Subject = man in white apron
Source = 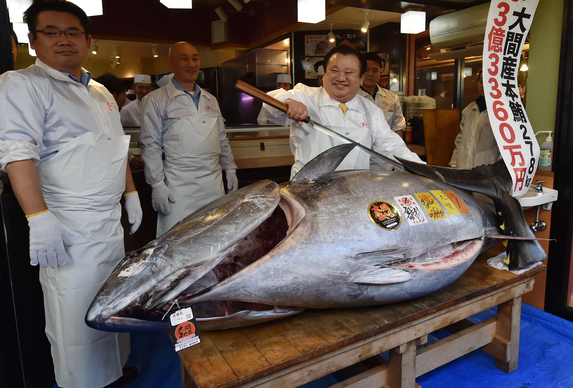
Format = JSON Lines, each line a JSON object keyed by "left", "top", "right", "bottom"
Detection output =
{"left": 0, "top": 2, "right": 142, "bottom": 387}
{"left": 258, "top": 45, "right": 423, "bottom": 178}
{"left": 140, "top": 42, "right": 238, "bottom": 237}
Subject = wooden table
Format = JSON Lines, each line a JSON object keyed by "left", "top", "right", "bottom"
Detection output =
{"left": 179, "top": 247, "right": 544, "bottom": 388}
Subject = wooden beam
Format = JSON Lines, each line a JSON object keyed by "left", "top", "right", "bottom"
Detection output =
{"left": 388, "top": 341, "right": 416, "bottom": 388}
{"left": 494, "top": 297, "right": 522, "bottom": 373}
{"left": 415, "top": 318, "right": 496, "bottom": 377}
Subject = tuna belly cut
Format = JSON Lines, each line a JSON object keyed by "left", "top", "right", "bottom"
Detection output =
{"left": 387, "top": 239, "right": 484, "bottom": 270}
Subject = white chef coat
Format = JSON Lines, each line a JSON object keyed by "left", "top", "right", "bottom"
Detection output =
{"left": 140, "top": 78, "right": 237, "bottom": 191}
{"left": 259, "top": 83, "right": 422, "bottom": 176}
{"left": 449, "top": 101, "right": 501, "bottom": 169}
{"left": 358, "top": 85, "right": 406, "bottom": 132}
{"left": 0, "top": 58, "right": 128, "bottom": 388}
{"left": 257, "top": 89, "right": 286, "bottom": 125}
{"left": 120, "top": 98, "right": 142, "bottom": 126}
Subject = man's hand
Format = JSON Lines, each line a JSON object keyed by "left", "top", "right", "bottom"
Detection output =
{"left": 124, "top": 191, "right": 143, "bottom": 235}
{"left": 226, "top": 170, "right": 238, "bottom": 192}
{"left": 151, "top": 183, "right": 176, "bottom": 215}
{"left": 285, "top": 99, "right": 309, "bottom": 125}
{"left": 27, "top": 210, "right": 73, "bottom": 268}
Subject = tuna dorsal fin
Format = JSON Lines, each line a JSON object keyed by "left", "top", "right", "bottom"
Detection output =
{"left": 396, "top": 158, "right": 547, "bottom": 270}
{"left": 291, "top": 143, "right": 356, "bottom": 185}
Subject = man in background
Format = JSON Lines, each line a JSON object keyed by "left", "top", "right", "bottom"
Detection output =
{"left": 120, "top": 74, "right": 153, "bottom": 126}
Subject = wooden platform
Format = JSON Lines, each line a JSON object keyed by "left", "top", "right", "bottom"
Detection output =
{"left": 179, "top": 247, "right": 544, "bottom": 388}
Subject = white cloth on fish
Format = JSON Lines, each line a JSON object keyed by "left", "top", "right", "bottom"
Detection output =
{"left": 0, "top": 59, "right": 130, "bottom": 388}
{"left": 140, "top": 79, "right": 236, "bottom": 236}
{"left": 120, "top": 97, "right": 143, "bottom": 126}
{"left": 449, "top": 101, "right": 501, "bottom": 169}
{"left": 358, "top": 85, "right": 406, "bottom": 133}
{"left": 258, "top": 84, "right": 422, "bottom": 177}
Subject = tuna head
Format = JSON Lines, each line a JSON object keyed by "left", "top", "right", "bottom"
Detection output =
{"left": 86, "top": 179, "right": 304, "bottom": 332}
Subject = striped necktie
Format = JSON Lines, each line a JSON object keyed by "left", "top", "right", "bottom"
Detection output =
{"left": 338, "top": 103, "right": 348, "bottom": 115}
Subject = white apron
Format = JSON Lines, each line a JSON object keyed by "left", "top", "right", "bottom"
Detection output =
{"left": 37, "top": 132, "right": 129, "bottom": 388}
{"left": 291, "top": 124, "right": 371, "bottom": 178}
{"left": 157, "top": 116, "right": 224, "bottom": 236}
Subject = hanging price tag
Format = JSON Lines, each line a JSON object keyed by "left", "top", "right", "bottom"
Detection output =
{"left": 167, "top": 305, "right": 201, "bottom": 352}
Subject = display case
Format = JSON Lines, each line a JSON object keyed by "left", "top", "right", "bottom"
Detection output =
{"left": 219, "top": 48, "right": 290, "bottom": 126}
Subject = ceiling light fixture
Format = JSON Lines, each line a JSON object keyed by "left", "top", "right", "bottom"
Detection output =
{"left": 297, "top": 0, "right": 325, "bottom": 24}
{"left": 328, "top": 23, "right": 335, "bottom": 43}
{"left": 70, "top": 0, "right": 103, "bottom": 16}
{"left": 401, "top": 10, "right": 426, "bottom": 34}
{"left": 159, "top": 0, "right": 192, "bottom": 9}
{"left": 91, "top": 41, "right": 98, "bottom": 54}
{"left": 361, "top": 10, "right": 370, "bottom": 33}
{"left": 113, "top": 45, "right": 120, "bottom": 59}
{"left": 152, "top": 44, "right": 159, "bottom": 58}
{"left": 228, "top": 0, "right": 243, "bottom": 11}
{"left": 520, "top": 55, "right": 529, "bottom": 72}
{"left": 7, "top": 0, "right": 23, "bottom": 23}
{"left": 215, "top": 7, "right": 228, "bottom": 22}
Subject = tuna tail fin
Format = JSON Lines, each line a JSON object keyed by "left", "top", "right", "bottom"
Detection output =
{"left": 396, "top": 158, "right": 547, "bottom": 270}
{"left": 291, "top": 143, "right": 357, "bottom": 185}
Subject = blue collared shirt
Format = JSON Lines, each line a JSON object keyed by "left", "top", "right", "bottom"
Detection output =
{"left": 171, "top": 78, "right": 202, "bottom": 109}
{"left": 60, "top": 68, "right": 92, "bottom": 87}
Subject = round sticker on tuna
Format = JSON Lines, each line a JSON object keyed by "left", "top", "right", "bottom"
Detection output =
{"left": 368, "top": 201, "right": 401, "bottom": 231}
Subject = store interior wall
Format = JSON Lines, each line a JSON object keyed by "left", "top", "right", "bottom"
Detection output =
{"left": 527, "top": 0, "right": 564, "bottom": 137}
{"left": 14, "top": 44, "right": 243, "bottom": 79}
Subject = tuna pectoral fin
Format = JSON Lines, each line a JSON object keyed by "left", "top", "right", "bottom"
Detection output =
{"left": 396, "top": 158, "right": 546, "bottom": 270}
{"left": 291, "top": 143, "right": 357, "bottom": 184}
{"left": 349, "top": 267, "right": 412, "bottom": 285}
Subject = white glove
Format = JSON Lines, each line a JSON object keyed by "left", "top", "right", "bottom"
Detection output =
{"left": 226, "top": 170, "right": 238, "bottom": 192}
{"left": 152, "top": 183, "right": 176, "bottom": 215}
{"left": 27, "top": 210, "right": 73, "bottom": 268}
{"left": 124, "top": 191, "right": 143, "bottom": 235}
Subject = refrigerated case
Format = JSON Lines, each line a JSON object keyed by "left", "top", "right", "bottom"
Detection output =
{"left": 219, "top": 48, "right": 290, "bottom": 125}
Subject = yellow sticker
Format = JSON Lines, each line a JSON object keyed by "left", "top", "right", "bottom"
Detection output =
{"left": 415, "top": 193, "right": 446, "bottom": 221}
{"left": 431, "top": 190, "right": 460, "bottom": 216}
{"left": 443, "top": 191, "right": 471, "bottom": 215}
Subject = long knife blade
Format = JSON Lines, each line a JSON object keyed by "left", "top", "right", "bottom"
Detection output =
{"left": 235, "top": 79, "right": 403, "bottom": 169}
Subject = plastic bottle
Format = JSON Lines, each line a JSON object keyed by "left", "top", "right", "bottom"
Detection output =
{"left": 538, "top": 131, "right": 554, "bottom": 171}
{"left": 404, "top": 122, "right": 413, "bottom": 144}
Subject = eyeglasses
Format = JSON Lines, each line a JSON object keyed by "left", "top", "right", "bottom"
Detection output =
{"left": 34, "top": 28, "right": 86, "bottom": 38}
{"left": 328, "top": 68, "right": 359, "bottom": 78}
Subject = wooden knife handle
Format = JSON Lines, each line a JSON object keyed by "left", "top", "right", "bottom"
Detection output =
{"left": 235, "top": 79, "right": 288, "bottom": 113}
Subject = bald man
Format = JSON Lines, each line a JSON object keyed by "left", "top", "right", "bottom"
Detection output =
{"left": 140, "top": 42, "right": 238, "bottom": 236}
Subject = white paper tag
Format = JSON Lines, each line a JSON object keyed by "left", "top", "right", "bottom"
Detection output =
{"left": 170, "top": 307, "right": 194, "bottom": 326}
{"left": 175, "top": 335, "right": 201, "bottom": 352}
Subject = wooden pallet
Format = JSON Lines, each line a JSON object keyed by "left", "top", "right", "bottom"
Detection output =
{"left": 179, "top": 246, "right": 544, "bottom": 388}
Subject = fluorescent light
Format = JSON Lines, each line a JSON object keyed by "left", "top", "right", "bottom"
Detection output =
{"left": 297, "top": 0, "right": 325, "bottom": 24}
{"left": 152, "top": 44, "right": 159, "bottom": 58}
{"left": 361, "top": 11, "right": 369, "bottom": 33}
{"left": 215, "top": 7, "right": 228, "bottom": 22}
{"left": 160, "top": 0, "right": 192, "bottom": 8}
{"left": 431, "top": 72, "right": 437, "bottom": 80}
{"left": 401, "top": 10, "right": 426, "bottom": 34}
{"left": 7, "top": 0, "right": 23, "bottom": 23}
{"left": 464, "top": 67, "right": 473, "bottom": 77}
{"left": 228, "top": 0, "right": 243, "bottom": 11}
{"left": 70, "top": 0, "right": 103, "bottom": 17}
{"left": 91, "top": 41, "right": 98, "bottom": 54}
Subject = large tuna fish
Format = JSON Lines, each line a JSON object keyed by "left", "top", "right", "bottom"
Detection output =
{"left": 86, "top": 144, "right": 545, "bottom": 332}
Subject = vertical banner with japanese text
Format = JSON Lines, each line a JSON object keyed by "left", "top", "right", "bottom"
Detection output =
{"left": 483, "top": 0, "right": 539, "bottom": 197}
